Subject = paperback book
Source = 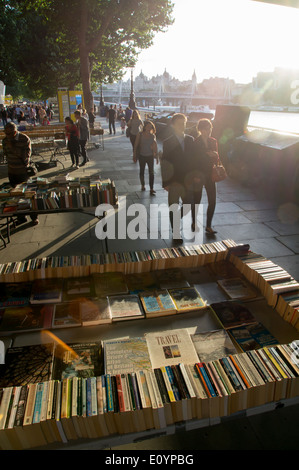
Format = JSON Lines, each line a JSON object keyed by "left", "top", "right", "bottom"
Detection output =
{"left": 52, "top": 342, "right": 103, "bottom": 380}
{"left": 217, "top": 277, "right": 258, "bottom": 300}
{"left": 228, "top": 322, "right": 279, "bottom": 351}
{"left": 63, "top": 276, "right": 94, "bottom": 300}
{"left": 103, "top": 337, "right": 152, "bottom": 375}
{"left": 139, "top": 290, "right": 177, "bottom": 317}
{"left": 108, "top": 294, "right": 145, "bottom": 322}
{"left": 145, "top": 328, "right": 199, "bottom": 369}
{"left": 0, "top": 304, "right": 54, "bottom": 333}
{"left": 79, "top": 297, "right": 112, "bottom": 326}
{"left": 30, "top": 278, "right": 63, "bottom": 304}
{"left": 92, "top": 272, "right": 128, "bottom": 297}
{"left": 190, "top": 329, "right": 238, "bottom": 362}
{"left": 0, "top": 282, "right": 32, "bottom": 308}
{"left": 156, "top": 268, "right": 190, "bottom": 289}
{"left": 0, "top": 343, "right": 56, "bottom": 387}
{"left": 125, "top": 272, "right": 158, "bottom": 293}
{"left": 168, "top": 287, "right": 206, "bottom": 312}
{"left": 211, "top": 301, "right": 257, "bottom": 329}
{"left": 51, "top": 302, "right": 81, "bottom": 328}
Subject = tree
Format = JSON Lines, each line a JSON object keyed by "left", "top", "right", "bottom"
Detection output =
{"left": 21, "top": 0, "right": 174, "bottom": 110}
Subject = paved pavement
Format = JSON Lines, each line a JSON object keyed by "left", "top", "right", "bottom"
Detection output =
{"left": 0, "top": 115, "right": 298, "bottom": 281}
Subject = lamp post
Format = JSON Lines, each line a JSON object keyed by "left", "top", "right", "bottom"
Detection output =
{"left": 129, "top": 68, "right": 136, "bottom": 110}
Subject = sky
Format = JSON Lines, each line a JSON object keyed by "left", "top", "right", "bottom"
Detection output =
{"left": 124, "top": 0, "right": 299, "bottom": 84}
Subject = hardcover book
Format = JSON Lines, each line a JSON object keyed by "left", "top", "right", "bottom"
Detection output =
{"left": 108, "top": 294, "right": 145, "bottom": 322}
{"left": 92, "top": 272, "right": 128, "bottom": 297}
{"left": 211, "top": 301, "right": 257, "bottom": 329}
{"left": 190, "top": 329, "right": 238, "bottom": 362}
{"left": 52, "top": 342, "right": 103, "bottom": 380}
{"left": 79, "top": 297, "right": 111, "bottom": 326}
{"left": 145, "top": 328, "right": 199, "bottom": 369}
{"left": 51, "top": 302, "right": 81, "bottom": 328}
{"left": 139, "top": 290, "right": 177, "bottom": 317}
{"left": 228, "top": 322, "right": 278, "bottom": 351}
{"left": 217, "top": 277, "right": 258, "bottom": 300}
{"left": 168, "top": 287, "right": 206, "bottom": 312}
{"left": 0, "top": 282, "right": 32, "bottom": 308}
{"left": 0, "top": 343, "right": 56, "bottom": 387}
{"left": 30, "top": 278, "right": 63, "bottom": 304}
{"left": 103, "top": 337, "right": 152, "bottom": 375}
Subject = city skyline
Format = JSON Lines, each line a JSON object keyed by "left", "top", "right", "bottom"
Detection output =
{"left": 123, "top": 0, "right": 299, "bottom": 85}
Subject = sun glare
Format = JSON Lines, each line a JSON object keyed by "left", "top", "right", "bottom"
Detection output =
{"left": 133, "top": 0, "right": 299, "bottom": 84}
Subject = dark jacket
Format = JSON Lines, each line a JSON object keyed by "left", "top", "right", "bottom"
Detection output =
{"left": 161, "top": 131, "right": 194, "bottom": 189}
{"left": 192, "top": 136, "right": 218, "bottom": 179}
{"left": 2, "top": 132, "right": 31, "bottom": 179}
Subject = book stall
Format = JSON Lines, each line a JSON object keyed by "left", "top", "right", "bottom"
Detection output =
{"left": 0, "top": 239, "right": 299, "bottom": 449}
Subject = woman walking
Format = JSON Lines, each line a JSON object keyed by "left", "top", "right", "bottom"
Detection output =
{"left": 127, "top": 109, "right": 143, "bottom": 153}
{"left": 133, "top": 121, "right": 158, "bottom": 195}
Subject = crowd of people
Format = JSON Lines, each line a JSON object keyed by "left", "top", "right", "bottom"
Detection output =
{"left": 0, "top": 103, "right": 54, "bottom": 128}
{"left": 129, "top": 111, "right": 221, "bottom": 237}
{"left": 1, "top": 97, "right": 222, "bottom": 238}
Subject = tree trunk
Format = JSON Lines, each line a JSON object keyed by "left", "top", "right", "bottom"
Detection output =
{"left": 79, "top": 46, "right": 94, "bottom": 113}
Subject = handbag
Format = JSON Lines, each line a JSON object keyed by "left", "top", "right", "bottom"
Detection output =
{"left": 211, "top": 160, "right": 227, "bottom": 182}
{"left": 27, "top": 162, "right": 38, "bottom": 177}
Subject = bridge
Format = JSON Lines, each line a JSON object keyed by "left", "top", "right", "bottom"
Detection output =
{"left": 94, "top": 89, "right": 231, "bottom": 109}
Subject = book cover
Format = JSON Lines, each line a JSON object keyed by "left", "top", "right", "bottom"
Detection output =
{"left": 0, "top": 304, "right": 55, "bottom": 333}
{"left": 0, "top": 344, "right": 56, "bottom": 387}
{"left": 30, "top": 278, "right": 63, "bottom": 304}
{"left": 139, "top": 290, "right": 177, "bottom": 317}
{"left": 0, "top": 282, "right": 32, "bottom": 308}
{"left": 79, "top": 297, "right": 112, "bottom": 326}
{"left": 228, "top": 322, "right": 278, "bottom": 352}
{"left": 108, "top": 294, "right": 145, "bottom": 322}
{"left": 211, "top": 301, "right": 257, "bottom": 329}
{"left": 92, "top": 272, "right": 128, "bottom": 297}
{"left": 51, "top": 302, "right": 81, "bottom": 328}
{"left": 168, "top": 287, "right": 206, "bottom": 312}
{"left": 103, "top": 337, "right": 152, "bottom": 375}
{"left": 63, "top": 276, "right": 94, "bottom": 300}
{"left": 125, "top": 272, "right": 159, "bottom": 294}
{"left": 52, "top": 342, "right": 103, "bottom": 380}
{"left": 145, "top": 328, "right": 199, "bottom": 369}
{"left": 191, "top": 329, "right": 238, "bottom": 362}
{"left": 217, "top": 277, "right": 258, "bottom": 300}
{"left": 156, "top": 268, "right": 190, "bottom": 289}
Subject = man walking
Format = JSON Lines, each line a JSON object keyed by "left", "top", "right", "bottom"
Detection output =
{"left": 160, "top": 113, "right": 194, "bottom": 239}
{"left": 107, "top": 105, "right": 116, "bottom": 135}
{"left": 74, "top": 110, "right": 90, "bottom": 166}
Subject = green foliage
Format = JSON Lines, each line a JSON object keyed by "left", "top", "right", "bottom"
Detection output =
{"left": 1, "top": 0, "right": 174, "bottom": 103}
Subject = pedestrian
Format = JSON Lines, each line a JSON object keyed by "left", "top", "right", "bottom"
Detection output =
{"left": 2, "top": 122, "right": 39, "bottom": 225}
{"left": 88, "top": 107, "right": 96, "bottom": 129}
{"left": 120, "top": 117, "right": 126, "bottom": 134}
{"left": 190, "top": 118, "right": 220, "bottom": 234}
{"left": 160, "top": 113, "right": 194, "bottom": 238}
{"left": 65, "top": 117, "right": 80, "bottom": 168}
{"left": 74, "top": 110, "right": 90, "bottom": 166}
{"left": 127, "top": 109, "right": 143, "bottom": 153}
{"left": 133, "top": 121, "right": 158, "bottom": 195}
{"left": 107, "top": 104, "right": 116, "bottom": 134}
{"left": 29, "top": 105, "right": 36, "bottom": 126}
{"left": 0, "top": 106, "right": 8, "bottom": 128}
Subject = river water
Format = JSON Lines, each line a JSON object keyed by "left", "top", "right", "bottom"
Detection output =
{"left": 248, "top": 110, "right": 299, "bottom": 135}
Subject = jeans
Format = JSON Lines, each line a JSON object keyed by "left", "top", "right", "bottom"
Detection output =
{"left": 109, "top": 120, "right": 115, "bottom": 134}
{"left": 191, "top": 177, "right": 216, "bottom": 228}
{"left": 79, "top": 139, "right": 88, "bottom": 164}
{"left": 139, "top": 155, "right": 154, "bottom": 189}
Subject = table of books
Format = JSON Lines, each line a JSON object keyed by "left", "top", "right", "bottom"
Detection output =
{"left": 0, "top": 175, "right": 117, "bottom": 248}
{"left": 0, "top": 239, "right": 298, "bottom": 449}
